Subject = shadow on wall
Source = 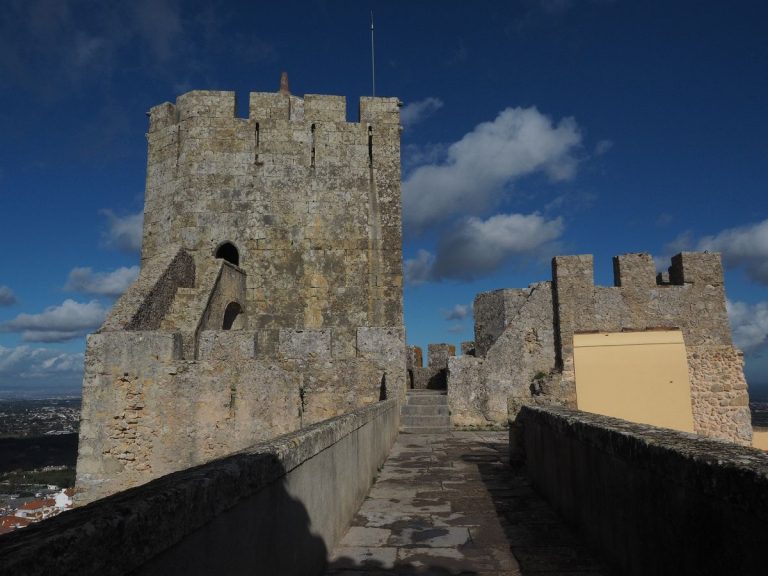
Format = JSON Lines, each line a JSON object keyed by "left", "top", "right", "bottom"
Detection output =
{"left": 1, "top": 454, "right": 325, "bottom": 576}
{"left": 327, "top": 556, "right": 480, "bottom": 575}
{"left": 134, "top": 458, "right": 330, "bottom": 576}
{"left": 471, "top": 447, "right": 609, "bottom": 575}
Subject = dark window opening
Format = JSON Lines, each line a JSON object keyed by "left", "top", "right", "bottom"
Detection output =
{"left": 254, "top": 122, "right": 260, "bottom": 164}
{"left": 222, "top": 302, "right": 243, "bottom": 330}
{"left": 367, "top": 125, "right": 373, "bottom": 166}
{"left": 215, "top": 242, "right": 240, "bottom": 266}
{"left": 310, "top": 123, "right": 316, "bottom": 168}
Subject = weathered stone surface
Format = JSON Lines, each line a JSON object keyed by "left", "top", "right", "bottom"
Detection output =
{"left": 449, "top": 282, "right": 558, "bottom": 427}
{"left": 326, "top": 431, "right": 607, "bottom": 575}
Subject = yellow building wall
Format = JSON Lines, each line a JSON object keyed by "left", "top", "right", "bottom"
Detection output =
{"left": 752, "top": 428, "right": 768, "bottom": 450}
{"left": 573, "top": 330, "right": 695, "bottom": 433}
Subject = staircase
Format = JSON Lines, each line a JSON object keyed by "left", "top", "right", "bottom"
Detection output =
{"left": 400, "top": 389, "right": 450, "bottom": 433}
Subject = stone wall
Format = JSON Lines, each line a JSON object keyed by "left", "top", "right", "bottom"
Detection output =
{"left": 4, "top": 400, "right": 399, "bottom": 576}
{"left": 447, "top": 252, "right": 751, "bottom": 444}
{"left": 517, "top": 405, "right": 768, "bottom": 576}
{"left": 448, "top": 283, "right": 560, "bottom": 427}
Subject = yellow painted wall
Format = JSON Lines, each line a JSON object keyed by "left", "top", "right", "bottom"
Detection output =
{"left": 752, "top": 428, "right": 768, "bottom": 450}
{"left": 573, "top": 330, "right": 695, "bottom": 433}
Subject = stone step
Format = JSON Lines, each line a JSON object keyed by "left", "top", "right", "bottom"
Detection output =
{"left": 405, "top": 395, "right": 448, "bottom": 406}
{"left": 400, "top": 426, "right": 450, "bottom": 434}
{"left": 407, "top": 389, "right": 447, "bottom": 395}
{"left": 401, "top": 405, "right": 449, "bottom": 416}
{"left": 400, "top": 414, "right": 450, "bottom": 428}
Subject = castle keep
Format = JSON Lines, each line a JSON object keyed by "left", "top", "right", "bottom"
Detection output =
{"left": 75, "top": 80, "right": 406, "bottom": 502}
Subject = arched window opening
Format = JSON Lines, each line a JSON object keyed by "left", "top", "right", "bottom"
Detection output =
{"left": 222, "top": 302, "right": 243, "bottom": 330}
{"left": 215, "top": 242, "right": 240, "bottom": 266}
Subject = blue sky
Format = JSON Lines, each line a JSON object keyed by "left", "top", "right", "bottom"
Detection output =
{"left": 0, "top": 0, "right": 766, "bottom": 397}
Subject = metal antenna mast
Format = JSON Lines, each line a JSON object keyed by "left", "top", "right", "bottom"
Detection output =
{"left": 370, "top": 11, "right": 376, "bottom": 96}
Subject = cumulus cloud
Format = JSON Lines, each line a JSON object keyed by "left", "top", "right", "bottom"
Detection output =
{"left": 101, "top": 210, "right": 143, "bottom": 253}
{"left": 65, "top": 266, "right": 139, "bottom": 297}
{"left": 438, "top": 213, "right": 563, "bottom": 280}
{"left": 443, "top": 304, "right": 471, "bottom": 321}
{"left": 727, "top": 300, "right": 768, "bottom": 354}
{"left": 404, "top": 250, "right": 435, "bottom": 286}
{"left": 698, "top": 219, "right": 768, "bottom": 285}
{"left": 400, "top": 97, "right": 444, "bottom": 130}
{"left": 594, "top": 139, "right": 613, "bottom": 156}
{"left": 1, "top": 299, "right": 107, "bottom": 342}
{"left": 0, "top": 286, "right": 17, "bottom": 307}
{"left": 402, "top": 106, "right": 582, "bottom": 230}
{"left": 404, "top": 212, "right": 563, "bottom": 283}
{"left": 0, "top": 345, "right": 84, "bottom": 393}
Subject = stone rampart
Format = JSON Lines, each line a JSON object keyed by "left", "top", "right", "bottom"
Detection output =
{"left": 3, "top": 399, "right": 399, "bottom": 575}
{"left": 517, "top": 405, "right": 768, "bottom": 575}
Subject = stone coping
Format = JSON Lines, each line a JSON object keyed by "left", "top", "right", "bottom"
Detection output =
{"left": 0, "top": 399, "right": 397, "bottom": 576}
{"left": 517, "top": 405, "right": 768, "bottom": 517}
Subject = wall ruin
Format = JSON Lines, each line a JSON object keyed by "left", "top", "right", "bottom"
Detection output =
{"left": 448, "top": 252, "right": 752, "bottom": 445}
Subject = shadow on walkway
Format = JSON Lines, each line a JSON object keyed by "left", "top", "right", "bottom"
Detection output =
{"left": 471, "top": 434, "right": 610, "bottom": 575}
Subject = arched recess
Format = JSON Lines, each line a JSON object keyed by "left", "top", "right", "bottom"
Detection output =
{"left": 215, "top": 242, "right": 240, "bottom": 266}
{"left": 222, "top": 302, "right": 243, "bottom": 330}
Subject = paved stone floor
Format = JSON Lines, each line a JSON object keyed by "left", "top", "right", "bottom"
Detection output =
{"left": 326, "top": 431, "right": 608, "bottom": 576}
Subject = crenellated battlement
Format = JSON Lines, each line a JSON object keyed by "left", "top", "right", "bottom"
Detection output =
{"left": 148, "top": 90, "right": 400, "bottom": 131}
{"left": 451, "top": 250, "right": 749, "bottom": 444}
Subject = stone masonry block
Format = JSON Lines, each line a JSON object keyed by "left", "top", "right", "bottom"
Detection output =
{"left": 278, "top": 329, "right": 331, "bottom": 359}
{"left": 612, "top": 253, "right": 656, "bottom": 288}
{"left": 428, "top": 343, "right": 456, "bottom": 369}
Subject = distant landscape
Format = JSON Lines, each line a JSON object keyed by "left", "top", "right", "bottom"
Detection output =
{"left": 0, "top": 399, "right": 80, "bottom": 504}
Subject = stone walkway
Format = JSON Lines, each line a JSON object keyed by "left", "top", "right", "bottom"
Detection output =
{"left": 326, "top": 431, "right": 608, "bottom": 576}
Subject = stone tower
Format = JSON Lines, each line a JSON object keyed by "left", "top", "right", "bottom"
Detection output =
{"left": 76, "top": 78, "right": 406, "bottom": 503}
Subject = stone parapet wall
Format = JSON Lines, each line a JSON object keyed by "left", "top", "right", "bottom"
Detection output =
{"left": 517, "top": 405, "right": 768, "bottom": 575}
{"left": 406, "top": 344, "right": 453, "bottom": 390}
{"left": 3, "top": 400, "right": 399, "bottom": 576}
{"left": 687, "top": 346, "right": 751, "bottom": 445}
{"left": 76, "top": 325, "right": 405, "bottom": 503}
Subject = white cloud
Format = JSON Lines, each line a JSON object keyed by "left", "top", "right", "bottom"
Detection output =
{"left": 101, "top": 210, "right": 143, "bottom": 253}
{"left": 698, "top": 219, "right": 768, "bottom": 284}
{"left": 727, "top": 300, "right": 768, "bottom": 354}
{"left": 435, "top": 213, "right": 563, "bottom": 280}
{"left": 400, "top": 97, "right": 444, "bottom": 130}
{"left": 0, "top": 285, "right": 17, "bottom": 306}
{"left": 402, "top": 106, "right": 582, "bottom": 230}
{"left": 1, "top": 299, "right": 107, "bottom": 342}
{"left": 65, "top": 266, "right": 139, "bottom": 296}
{"left": 404, "top": 249, "right": 435, "bottom": 286}
{"left": 0, "top": 345, "right": 84, "bottom": 393}
{"left": 443, "top": 304, "right": 471, "bottom": 321}
{"left": 405, "top": 212, "right": 563, "bottom": 283}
